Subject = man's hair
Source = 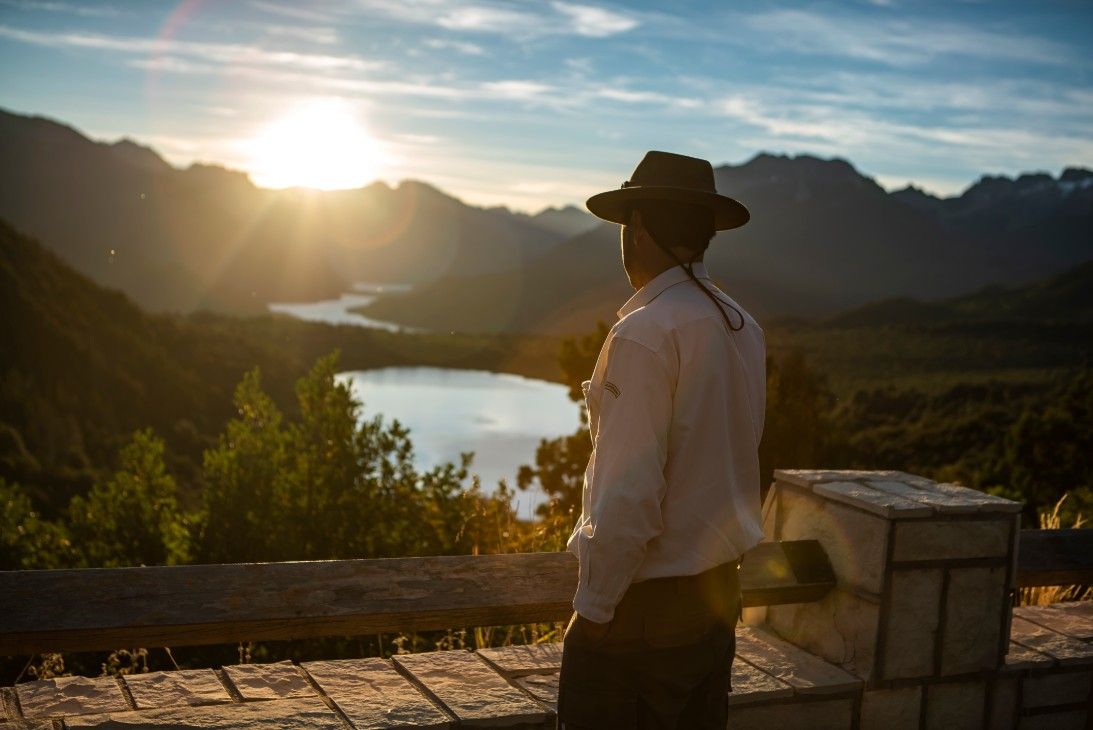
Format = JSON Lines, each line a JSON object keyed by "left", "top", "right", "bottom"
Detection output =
{"left": 630, "top": 199, "right": 715, "bottom": 258}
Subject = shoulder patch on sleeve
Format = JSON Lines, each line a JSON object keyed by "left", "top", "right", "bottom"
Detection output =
{"left": 604, "top": 381, "right": 621, "bottom": 398}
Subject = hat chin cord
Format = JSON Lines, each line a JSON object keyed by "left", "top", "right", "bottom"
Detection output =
{"left": 654, "top": 240, "right": 745, "bottom": 333}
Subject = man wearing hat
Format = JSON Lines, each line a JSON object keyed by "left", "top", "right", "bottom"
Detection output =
{"left": 557, "top": 151, "right": 767, "bottom": 728}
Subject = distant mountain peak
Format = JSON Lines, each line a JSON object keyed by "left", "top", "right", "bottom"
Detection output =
{"left": 111, "top": 138, "right": 171, "bottom": 172}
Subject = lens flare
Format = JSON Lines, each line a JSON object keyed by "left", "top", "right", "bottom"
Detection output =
{"left": 245, "top": 99, "right": 386, "bottom": 190}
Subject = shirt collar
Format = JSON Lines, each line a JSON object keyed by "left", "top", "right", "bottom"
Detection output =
{"left": 617, "top": 262, "right": 712, "bottom": 319}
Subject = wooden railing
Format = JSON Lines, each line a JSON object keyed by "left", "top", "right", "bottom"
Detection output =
{"left": 1, "top": 530, "right": 1088, "bottom": 656}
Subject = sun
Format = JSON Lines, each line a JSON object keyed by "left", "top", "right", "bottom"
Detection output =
{"left": 246, "top": 99, "right": 385, "bottom": 190}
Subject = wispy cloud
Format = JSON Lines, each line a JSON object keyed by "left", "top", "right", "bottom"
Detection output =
{"left": 745, "top": 9, "right": 1076, "bottom": 67}
{"left": 356, "top": 0, "right": 637, "bottom": 39}
{"left": 248, "top": 1, "right": 335, "bottom": 24}
{"left": 0, "top": 24, "right": 383, "bottom": 72}
{"left": 424, "top": 37, "right": 486, "bottom": 56}
{"left": 260, "top": 24, "right": 339, "bottom": 46}
{"left": 0, "top": 0, "right": 120, "bottom": 18}
{"left": 551, "top": 2, "right": 638, "bottom": 37}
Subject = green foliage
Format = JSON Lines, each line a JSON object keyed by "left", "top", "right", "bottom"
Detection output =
{"left": 0, "top": 478, "right": 73, "bottom": 569}
{"left": 67, "top": 429, "right": 189, "bottom": 568}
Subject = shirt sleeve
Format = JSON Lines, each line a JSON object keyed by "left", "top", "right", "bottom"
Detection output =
{"left": 572, "top": 334, "right": 673, "bottom": 623}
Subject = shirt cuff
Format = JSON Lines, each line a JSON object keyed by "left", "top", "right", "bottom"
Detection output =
{"left": 572, "top": 586, "right": 617, "bottom": 624}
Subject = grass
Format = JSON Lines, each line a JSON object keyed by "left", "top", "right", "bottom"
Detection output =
{"left": 1020, "top": 493, "right": 1092, "bottom": 606}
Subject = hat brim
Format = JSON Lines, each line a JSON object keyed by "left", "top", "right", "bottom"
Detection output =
{"left": 586, "top": 186, "right": 750, "bottom": 231}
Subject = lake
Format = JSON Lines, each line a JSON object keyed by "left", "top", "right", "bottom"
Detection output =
{"left": 268, "top": 282, "right": 418, "bottom": 332}
{"left": 337, "top": 367, "right": 581, "bottom": 520}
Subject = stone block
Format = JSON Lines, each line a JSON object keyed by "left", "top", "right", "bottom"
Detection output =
{"left": 1015, "top": 603, "right": 1093, "bottom": 641}
{"left": 941, "top": 566, "right": 1008, "bottom": 675}
{"left": 861, "top": 686, "right": 921, "bottom": 730}
{"left": 1016, "top": 710, "right": 1088, "bottom": 730}
{"left": 774, "top": 486, "right": 890, "bottom": 594}
{"left": 868, "top": 479, "right": 981, "bottom": 514}
{"left": 912, "top": 481, "right": 1021, "bottom": 513}
{"left": 774, "top": 469, "right": 902, "bottom": 488}
{"left": 221, "top": 662, "right": 315, "bottom": 701}
{"left": 123, "top": 669, "right": 232, "bottom": 709}
{"left": 735, "top": 627, "right": 861, "bottom": 695}
{"left": 303, "top": 658, "right": 452, "bottom": 729}
{"left": 814, "top": 481, "right": 932, "bottom": 519}
{"left": 1004, "top": 641, "right": 1055, "bottom": 671}
{"left": 476, "top": 642, "right": 562, "bottom": 676}
{"left": 767, "top": 587, "right": 880, "bottom": 678}
{"left": 893, "top": 519, "right": 1011, "bottom": 562}
{"left": 1011, "top": 617, "right": 1093, "bottom": 666}
{"left": 727, "top": 697, "right": 855, "bottom": 730}
{"left": 514, "top": 673, "right": 558, "bottom": 712}
{"left": 924, "top": 680, "right": 985, "bottom": 730}
{"left": 728, "top": 659, "right": 794, "bottom": 705}
{"left": 65, "top": 697, "right": 344, "bottom": 729}
{"left": 883, "top": 569, "right": 942, "bottom": 679}
{"left": 16, "top": 676, "right": 129, "bottom": 719}
{"left": 393, "top": 650, "right": 546, "bottom": 725}
{"left": 1022, "top": 670, "right": 1091, "bottom": 708}
{"left": 988, "top": 676, "right": 1017, "bottom": 730}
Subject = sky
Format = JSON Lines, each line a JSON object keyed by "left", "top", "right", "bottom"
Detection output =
{"left": 1, "top": 0, "right": 1091, "bottom": 212}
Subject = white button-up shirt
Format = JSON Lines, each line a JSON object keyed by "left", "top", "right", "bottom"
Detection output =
{"left": 566, "top": 261, "right": 767, "bottom": 623}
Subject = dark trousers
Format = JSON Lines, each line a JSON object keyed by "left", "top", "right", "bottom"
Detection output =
{"left": 556, "top": 561, "right": 742, "bottom": 729}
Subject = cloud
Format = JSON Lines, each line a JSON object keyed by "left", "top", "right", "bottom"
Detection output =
{"left": 248, "top": 1, "right": 335, "bottom": 24}
{"left": 0, "top": 0, "right": 120, "bottom": 17}
{"left": 551, "top": 2, "right": 638, "bottom": 37}
{"left": 745, "top": 9, "right": 1076, "bottom": 67}
{"left": 355, "top": 0, "right": 637, "bottom": 39}
{"left": 260, "top": 25, "right": 339, "bottom": 46}
{"left": 0, "top": 24, "right": 383, "bottom": 72}
{"left": 436, "top": 5, "right": 537, "bottom": 33}
{"left": 424, "top": 37, "right": 486, "bottom": 56}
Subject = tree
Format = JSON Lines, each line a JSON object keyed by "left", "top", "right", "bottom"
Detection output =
{"left": 0, "top": 479, "right": 73, "bottom": 569}
{"left": 67, "top": 429, "right": 188, "bottom": 567}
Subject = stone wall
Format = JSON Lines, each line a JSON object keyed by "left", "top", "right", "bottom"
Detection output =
{"left": 754, "top": 469, "right": 1091, "bottom": 730}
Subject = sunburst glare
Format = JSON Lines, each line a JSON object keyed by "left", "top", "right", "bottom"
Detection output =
{"left": 245, "top": 99, "right": 386, "bottom": 190}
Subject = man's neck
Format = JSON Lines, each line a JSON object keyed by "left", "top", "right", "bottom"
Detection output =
{"left": 635, "top": 254, "right": 704, "bottom": 290}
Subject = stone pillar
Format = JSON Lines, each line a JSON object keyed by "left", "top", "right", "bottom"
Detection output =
{"left": 758, "top": 469, "right": 1022, "bottom": 687}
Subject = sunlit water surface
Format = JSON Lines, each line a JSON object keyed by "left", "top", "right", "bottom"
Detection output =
{"left": 268, "top": 282, "right": 417, "bottom": 332}
{"left": 337, "top": 367, "right": 581, "bottom": 520}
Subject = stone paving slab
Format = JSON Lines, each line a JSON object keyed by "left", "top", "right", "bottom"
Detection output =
{"left": 1016, "top": 603, "right": 1093, "bottom": 642}
{"left": 1, "top": 687, "right": 15, "bottom": 721}
{"left": 15, "top": 675, "right": 129, "bottom": 719}
{"left": 773, "top": 470, "right": 901, "bottom": 488}
{"left": 813, "top": 481, "right": 932, "bottom": 519}
{"left": 734, "top": 627, "right": 861, "bottom": 696}
{"left": 513, "top": 674, "right": 558, "bottom": 712}
{"left": 910, "top": 481, "right": 1021, "bottom": 513}
{"left": 123, "top": 669, "right": 232, "bottom": 709}
{"left": 866, "top": 480, "right": 979, "bottom": 514}
{"left": 64, "top": 697, "right": 344, "bottom": 729}
{"left": 728, "top": 660, "right": 794, "bottom": 706}
{"left": 221, "top": 662, "right": 315, "bottom": 702}
{"left": 1011, "top": 616, "right": 1093, "bottom": 667}
{"left": 393, "top": 650, "right": 546, "bottom": 726}
{"left": 476, "top": 643, "right": 562, "bottom": 677}
{"left": 303, "top": 658, "right": 452, "bottom": 730}
{"left": 1005, "top": 641, "right": 1056, "bottom": 671}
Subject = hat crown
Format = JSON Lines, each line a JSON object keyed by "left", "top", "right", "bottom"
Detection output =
{"left": 628, "top": 151, "right": 716, "bottom": 194}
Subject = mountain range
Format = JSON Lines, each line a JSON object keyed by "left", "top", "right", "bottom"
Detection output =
{"left": 1, "top": 107, "right": 1089, "bottom": 332}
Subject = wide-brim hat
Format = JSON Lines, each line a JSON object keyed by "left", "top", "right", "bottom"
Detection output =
{"left": 586, "top": 150, "right": 750, "bottom": 231}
